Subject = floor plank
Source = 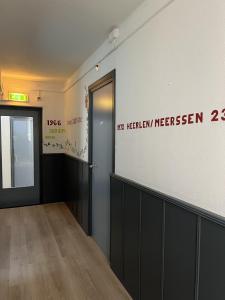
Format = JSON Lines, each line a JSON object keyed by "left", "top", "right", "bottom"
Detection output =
{"left": 0, "top": 202, "right": 131, "bottom": 300}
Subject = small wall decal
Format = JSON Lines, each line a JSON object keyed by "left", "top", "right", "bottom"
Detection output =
{"left": 44, "top": 122, "right": 65, "bottom": 152}
{"left": 43, "top": 142, "right": 64, "bottom": 150}
{"left": 64, "top": 88, "right": 89, "bottom": 159}
{"left": 47, "top": 120, "right": 62, "bottom": 126}
{"left": 67, "top": 117, "right": 82, "bottom": 125}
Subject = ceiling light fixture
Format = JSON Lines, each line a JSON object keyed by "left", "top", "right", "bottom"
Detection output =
{"left": 95, "top": 64, "right": 100, "bottom": 71}
{"left": 108, "top": 27, "right": 120, "bottom": 44}
{"left": 37, "top": 90, "right": 42, "bottom": 102}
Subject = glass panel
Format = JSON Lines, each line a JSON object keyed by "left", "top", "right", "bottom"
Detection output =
{"left": 1, "top": 116, "right": 34, "bottom": 188}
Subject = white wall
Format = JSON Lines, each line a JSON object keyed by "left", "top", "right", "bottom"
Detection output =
{"left": 1, "top": 77, "right": 65, "bottom": 153}
{"left": 65, "top": 0, "right": 225, "bottom": 217}
{"left": 1, "top": 116, "right": 12, "bottom": 188}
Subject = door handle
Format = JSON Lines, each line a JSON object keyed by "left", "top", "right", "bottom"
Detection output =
{"left": 89, "top": 164, "right": 97, "bottom": 169}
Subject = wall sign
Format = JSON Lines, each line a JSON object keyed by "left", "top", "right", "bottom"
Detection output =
{"left": 43, "top": 119, "right": 65, "bottom": 151}
{"left": 8, "top": 92, "right": 29, "bottom": 102}
{"left": 117, "top": 108, "right": 225, "bottom": 131}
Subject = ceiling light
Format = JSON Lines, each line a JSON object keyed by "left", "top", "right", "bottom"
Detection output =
{"left": 108, "top": 27, "right": 120, "bottom": 44}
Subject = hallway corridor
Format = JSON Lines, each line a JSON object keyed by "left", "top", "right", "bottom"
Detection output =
{"left": 0, "top": 203, "right": 131, "bottom": 300}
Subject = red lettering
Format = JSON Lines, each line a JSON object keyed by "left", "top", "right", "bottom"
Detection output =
{"left": 122, "top": 111, "right": 205, "bottom": 131}
{"left": 165, "top": 117, "right": 169, "bottom": 126}
{"left": 176, "top": 115, "right": 181, "bottom": 125}
{"left": 117, "top": 124, "right": 124, "bottom": 130}
{"left": 171, "top": 117, "right": 175, "bottom": 126}
{"left": 222, "top": 109, "right": 225, "bottom": 121}
{"left": 146, "top": 120, "right": 150, "bottom": 128}
{"left": 211, "top": 110, "right": 219, "bottom": 122}
{"left": 188, "top": 114, "right": 194, "bottom": 124}
{"left": 155, "top": 119, "right": 160, "bottom": 127}
{"left": 196, "top": 112, "right": 203, "bottom": 123}
{"left": 182, "top": 115, "right": 187, "bottom": 125}
{"left": 160, "top": 118, "right": 165, "bottom": 127}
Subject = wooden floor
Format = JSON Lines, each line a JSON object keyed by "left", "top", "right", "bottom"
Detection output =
{"left": 0, "top": 202, "right": 131, "bottom": 300}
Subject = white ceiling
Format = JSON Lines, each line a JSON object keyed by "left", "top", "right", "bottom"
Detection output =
{"left": 0, "top": 0, "right": 144, "bottom": 81}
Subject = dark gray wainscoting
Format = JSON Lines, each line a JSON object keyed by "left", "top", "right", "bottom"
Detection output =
{"left": 42, "top": 153, "right": 64, "bottom": 203}
{"left": 110, "top": 174, "right": 225, "bottom": 300}
{"left": 42, "top": 153, "right": 90, "bottom": 235}
{"left": 64, "top": 154, "right": 90, "bottom": 235}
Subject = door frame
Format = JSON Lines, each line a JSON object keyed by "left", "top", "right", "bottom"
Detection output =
{"left": 0, "top": 105, "right": 43, "bottom": 208}
{"left": 88, "top": 69, "right": 116, "bottom": 235}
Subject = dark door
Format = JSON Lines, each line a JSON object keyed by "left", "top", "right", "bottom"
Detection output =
{"left": 91, "top": 82, "right": 113, "bottom": 258}
{"left": 0, "top": 107, "right": 41, "bottom": 208}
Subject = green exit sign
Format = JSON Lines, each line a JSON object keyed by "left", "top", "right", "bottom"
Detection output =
{"left": 8, "top": 93, "right": 29, "bottom": 102}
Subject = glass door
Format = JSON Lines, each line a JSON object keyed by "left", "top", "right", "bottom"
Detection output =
{"left": 0, "top": 107, "right": 41, "bottom": 208}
